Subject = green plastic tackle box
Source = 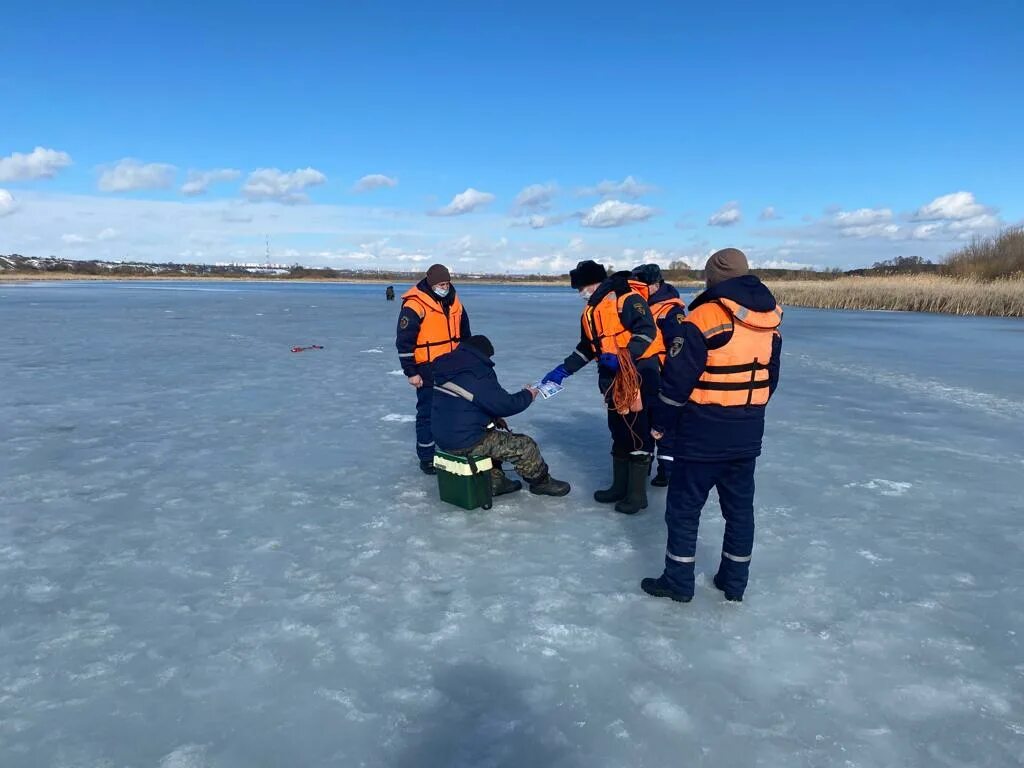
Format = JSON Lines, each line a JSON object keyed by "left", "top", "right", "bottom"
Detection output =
{"left": 434, "top": 450, "right": 493, "bottom": 511}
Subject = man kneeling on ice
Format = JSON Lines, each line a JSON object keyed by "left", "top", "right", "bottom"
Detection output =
{"left": 431, "top": 335, "right": 570, "bottom": 498}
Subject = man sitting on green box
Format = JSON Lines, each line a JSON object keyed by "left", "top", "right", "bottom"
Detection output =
{"left": 431, "top": 335, "right": 570, "bottom": 497}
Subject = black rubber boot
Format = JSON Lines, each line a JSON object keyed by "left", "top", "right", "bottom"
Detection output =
{"left": 420, "top": 460, "right": 437, "bottom": 475}
{"left": 615, "top": 454, "right": 651, "bottom": 515}
{"left": 492, "top": 474, "right": 523, "bottom": 497}
{"left": 593, "top": 457, "right": 629, "bottom": 503}
{"left": 651, "top": 463, "right": 669, "bottom": 487}
{"left": 528, "top": 472, "right": 571, "bottom": 497}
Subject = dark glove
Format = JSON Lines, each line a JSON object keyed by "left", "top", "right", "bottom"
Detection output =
{"left": 542, "top": 364, "right": 571, "bottom": 385}
{"left": 493, "top": 417, "right": 510, "bottom": 431}
{"left": 598, "top": 353, "right": 620, "bottom": 371}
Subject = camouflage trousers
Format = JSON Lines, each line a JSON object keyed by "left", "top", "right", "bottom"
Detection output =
{"left": 451, "top": 429, "right": 548, "bottom": 487}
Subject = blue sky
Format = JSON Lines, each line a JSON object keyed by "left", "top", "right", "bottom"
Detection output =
{"left": 1, "top": 1, "right": 1022, "bottom": 272}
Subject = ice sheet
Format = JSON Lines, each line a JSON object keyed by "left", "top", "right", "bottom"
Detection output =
{"left": 1, "top": 281, "right": 1022, "bottom": 767}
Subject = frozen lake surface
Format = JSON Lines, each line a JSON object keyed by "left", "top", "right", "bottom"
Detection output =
{"left": 2, "top": 280, "right": 1022, "bottom": 767}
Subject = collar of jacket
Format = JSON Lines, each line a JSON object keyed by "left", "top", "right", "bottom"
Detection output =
{"left": 416, "top": 278, "right": 457, "bottom": 310}
{"left": 588, "top": 271, "right": 634, "bottom": 307}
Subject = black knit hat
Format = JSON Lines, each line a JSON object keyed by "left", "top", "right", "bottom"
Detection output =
{"left": 569, "top": 260, "right": 608, "bottom": 289}
{"left": 463, "top": 334, "right": 495, "bottom": 358}
{"left": 631, "top": 263, "right": 663, "bottom": 285}
{"left": 425, "top": 263, "right": 452, "bottom": 286}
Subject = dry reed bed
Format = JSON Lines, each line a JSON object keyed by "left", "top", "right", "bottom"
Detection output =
{"left": 767, "top": 275, "right": 1024, "bottom": 317}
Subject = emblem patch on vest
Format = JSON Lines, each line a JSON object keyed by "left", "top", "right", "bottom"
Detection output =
{"left": 669, "top": 338, "right": 684, "bottom": 357}
{"left": 399, "top": 316, "right": 410, "bottom": 329}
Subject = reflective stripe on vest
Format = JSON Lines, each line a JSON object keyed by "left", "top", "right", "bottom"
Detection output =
{"left": 647, "top": 297, "right": 687, "bottom": 366}
{"left": 581, "top": 291, "right": 658, "bottom": 360}
{"left": 689, "top": 299, "right": 782, "bottom": 407}
{"left": 401, "top": 286, "right": 464, "bottom": 365}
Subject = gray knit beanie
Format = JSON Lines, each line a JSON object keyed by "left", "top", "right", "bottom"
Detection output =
{"left": 705, "top": 248, "right": 749, "bottom": 288}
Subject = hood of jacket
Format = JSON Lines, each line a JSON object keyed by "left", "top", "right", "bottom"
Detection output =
{"left": 648, "top": 281, "right": 682, "bottom": 305}
{"left": 432, "top": 343, "right": 493, "bottom": 382}
{"left": 688, "top": 274, "right": 776, "bottom": 314}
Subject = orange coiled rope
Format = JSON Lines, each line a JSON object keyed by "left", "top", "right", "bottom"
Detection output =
{"left": 609, "top": 349, "right": 643, "bottom": 416}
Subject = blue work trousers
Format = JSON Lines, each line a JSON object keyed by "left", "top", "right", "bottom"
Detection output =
{"left": 414, "top": 364, "right": 435, "bottom": 462}
{"left": 662, "top": 457, "right": 756, "bottom": 598}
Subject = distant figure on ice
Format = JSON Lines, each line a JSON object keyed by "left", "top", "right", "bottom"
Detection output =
{"left": 643, "top": 248, "right": 783, "bottom": 604}
{"left": 396, "top": 264, "right": 471, "bottom": 475}
{"left": 541, "top": 260, "right": 658, "bottom": 514}
{"left": 432, "top": 335, "right": 570, "bottom": 497}
{"left": 386, "top": 285, "right": 395, "bottom": 301}
{"left": 629, "top": 263, "right": 686, "bottom": 487}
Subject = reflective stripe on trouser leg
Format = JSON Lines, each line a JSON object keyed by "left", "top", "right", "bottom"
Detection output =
{"left": 661, "top": 459, "right": 718, "bottom": 596}
{"left": 715, "top": 457, "right": 756, "bottom": 597}
{"left": 415, "top": 383, "right": 435, "bottom": 462}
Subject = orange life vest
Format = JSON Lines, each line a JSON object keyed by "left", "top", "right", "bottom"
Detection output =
{"left": 647, "top": 296, "right": 687, "bottom": 365}
{"left": 687, "top": 298, "right": 783, "bottom": 407}
{"left": 581, "top": 288, "right": 658, "bottom": 360}
{"left": 401, "top": 286, "right": 464, "bottom": 365}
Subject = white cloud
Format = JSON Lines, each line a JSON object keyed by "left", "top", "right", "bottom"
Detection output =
{"left": 242, "top": 167, "right": 327, "bottom": 203}
{"left": 708, "top": 201, "right": 742, "bottom": 227}
{"left": 518, "top": 211, "right": 578, "bottom": 229}
{"left": 0, "top": 189, "right": 18, "bottom": 217}
{"left": 578, "top": 175, "right": 655, "bottom": 199}
{"left": 98, "top": 159, "right": 177, "bottom": 192}
{"left": 0, "top": 147, "right": 72, "bottom": 182}
{"left": 914, "top": 191, "right": 990, "bottom": 221}
{"left": 947, "top": 213, "right": 1000, "bottom": 233}
{"left": 832, "top": 208, "right": 893, "bottom": 227}
{"left": 750, "top": 258, "right": 818, "bottom": 270}
{"left": 181, "top": 168, "right": 241, "bottom": 196}
{"left": 353, "top": 174, "right": 398, "bottom": 193}
{"left": 59, "top": 227, "right": 120, "bottom": 246}
{"left": 513, "top": 182, "right": 557, "bottom": 212}
{"left": 838, "top": 223, "right": 901, "bottom": 239}
{"left": 581, "top": 199, "right": 656, "bottom": 228}
{"left": 430, "top": 187, "right": 495, "bottom": 216}
{"left": 759, "top": 206, "right": 779, "bottom": 221}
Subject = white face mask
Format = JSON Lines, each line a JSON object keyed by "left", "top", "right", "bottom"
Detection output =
{"left": 580, "top": 288, "right": 594, "bottom": 302}
{"left": 433, "top": 286, "right": 450, "bottom": 298}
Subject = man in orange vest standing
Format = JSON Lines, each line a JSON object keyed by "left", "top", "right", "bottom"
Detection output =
{"left": 629, "top": 263, "right": 687, "bottom": 488}
{"left": 642, "top": 249, "right": 782, "bottom": 603}
{"left": 541, "top": 260, "right": 659, "bottom": 514}
{"left": 396, "top": 264, "right": 471, "bottom": 474}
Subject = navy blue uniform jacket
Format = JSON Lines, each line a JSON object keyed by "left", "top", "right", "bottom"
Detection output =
{"left": 431, "top": 344, "right": 534, "bottom": 451}
{"left": 651, "top": 275, "right": 782, "bottom": 461}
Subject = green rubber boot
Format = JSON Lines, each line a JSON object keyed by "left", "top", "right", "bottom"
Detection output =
{"left": 593, "top": 457, "right": 629, "bottom": 503}
{"left": 615, "top": 454, "right": 651, "bottom": 515}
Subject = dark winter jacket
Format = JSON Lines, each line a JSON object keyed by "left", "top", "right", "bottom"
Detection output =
{"left": 650, "top": 275, "right": 782, "bottom": 461}
{"left": 562, "top": 271, "right": 660, "bottom": 393}
{"left": 395, "top": 279, "right": 472, "bottom": 377}
{"left": 430, "top": 344, "right": 534, "bottom": 451}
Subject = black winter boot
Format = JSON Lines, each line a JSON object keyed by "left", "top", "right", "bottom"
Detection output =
{"left": 593, "top": 457, "right": 629, "bottom": 503}
{"left": 713, "top": 573, "right": 744, "bottom": 602}
{"left": 615, "top": 454, "right": 651, "bottom": 515}
{"left": 528, "top": 472, "right": 571, "bottom": 497}
{"left": 651, "top": 463, "right": 669, "bottom": 487}
{"left": 420, "top": 460, "right": 437, "bottom": 475}
{"left": 641, "top": 577, "right": 692, "bottom": 603}
{"left": 492, "top": 474, "right": 523, "bottom": 497}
